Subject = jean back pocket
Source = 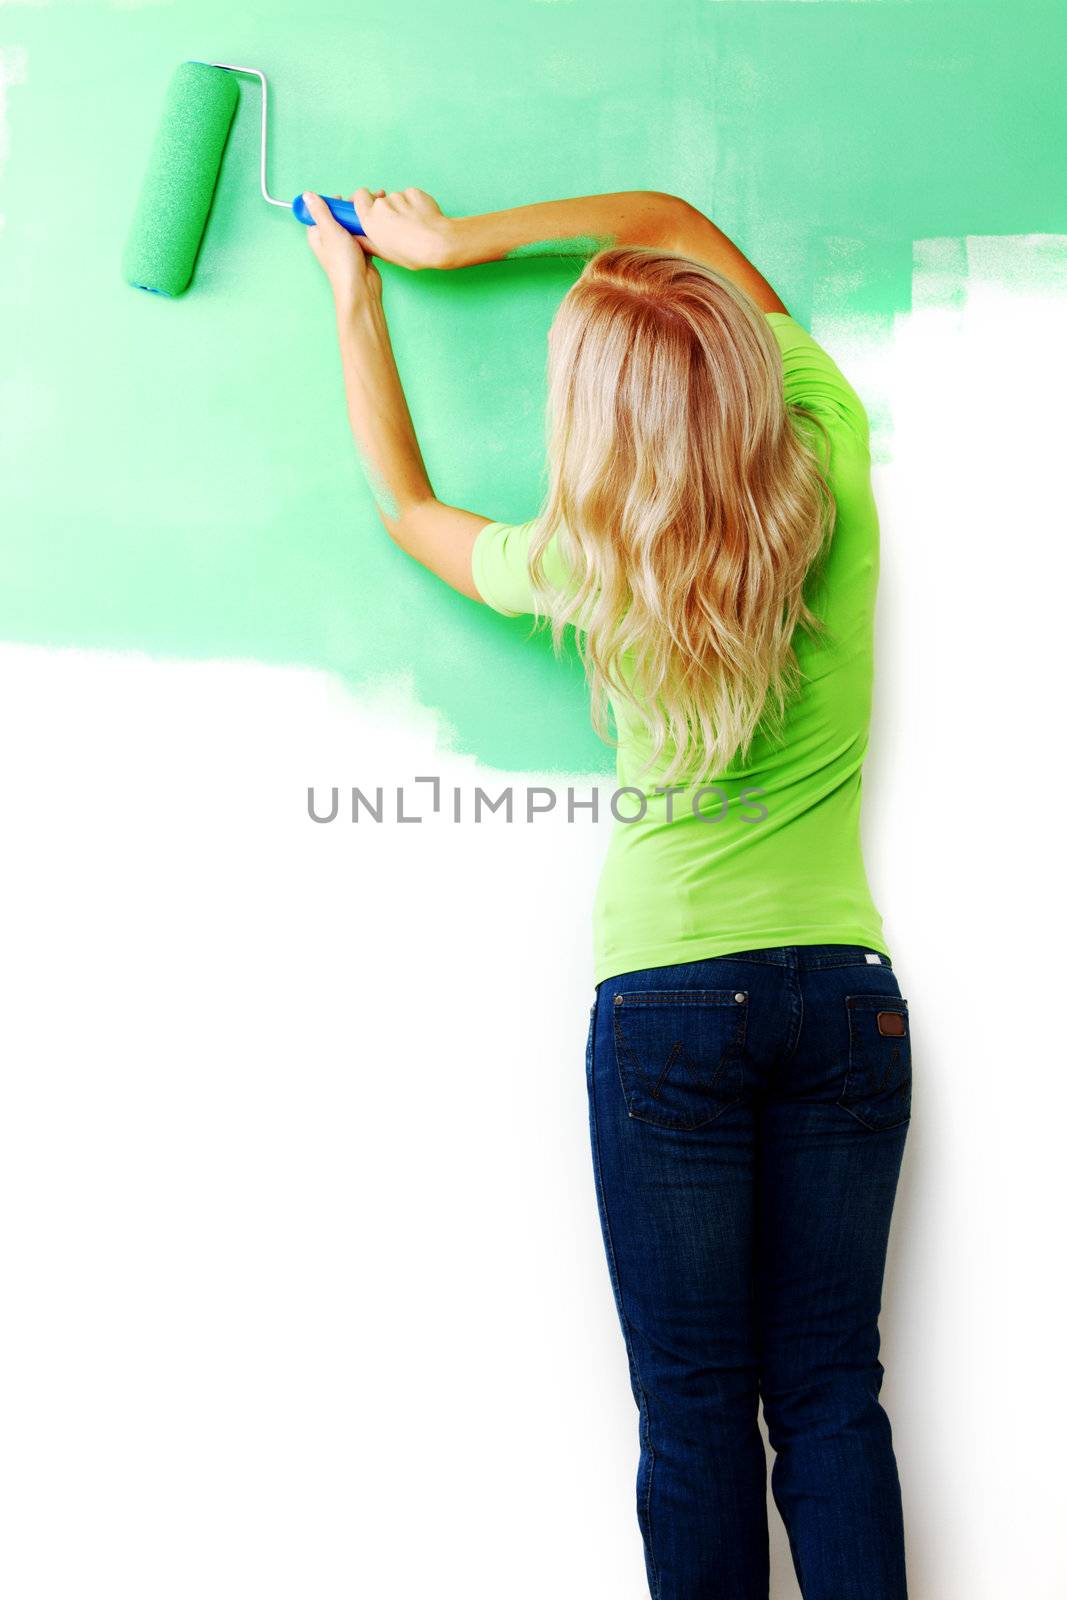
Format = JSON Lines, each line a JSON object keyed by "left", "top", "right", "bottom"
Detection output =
{"left": 612, "top": 989, "right": 747, "bottom": 1131}
{"left": 839, "top": 993, "right": 912, "bottom": 1130}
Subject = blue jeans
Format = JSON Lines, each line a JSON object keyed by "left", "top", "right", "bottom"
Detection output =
{"left": 586, "top": 944, "right": 910, "bottom": 1600}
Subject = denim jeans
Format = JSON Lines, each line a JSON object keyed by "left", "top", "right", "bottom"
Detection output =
{"left": 585, "top": 944, "right": 911, "bottom": 1600}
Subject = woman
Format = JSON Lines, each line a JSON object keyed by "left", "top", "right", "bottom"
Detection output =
{"left": 304, "top": 185, "right": 911, "bottom": 1600}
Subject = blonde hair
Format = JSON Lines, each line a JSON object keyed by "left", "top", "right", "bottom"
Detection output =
{"left": 527, "top": 246, "right": 836, "bottom": 788}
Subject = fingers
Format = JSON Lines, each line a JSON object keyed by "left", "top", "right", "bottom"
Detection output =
{"left": 344, "top": 187, "right": 378, "bottom": 255}
{"left": 346, "top": 185, "right": 429, "bottom": 217}
{"left": 302, "top": 190, "right": 337, "bottom": 231}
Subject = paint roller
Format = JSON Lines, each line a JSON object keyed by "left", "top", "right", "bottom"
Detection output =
{"left": 122, "top": 61, "right": 364, "bottom": 297}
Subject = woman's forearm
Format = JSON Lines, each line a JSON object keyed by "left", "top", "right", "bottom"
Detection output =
{"left": 333, "top": 294, "right": 432, "bottom": 525}
{"left": 441, "top": 190, "right": 687, "bottom": 267}
{"left": 436, "top": 189, "right": 788, "bottom": 314}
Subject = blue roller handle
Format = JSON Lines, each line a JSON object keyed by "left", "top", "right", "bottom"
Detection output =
{"left": 291, "top": 193, "right": 365, "bottom": 236}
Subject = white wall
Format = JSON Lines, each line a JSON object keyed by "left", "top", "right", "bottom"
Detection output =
{"left": 2, "top": 240, "right": 1064, "bottom": 1598}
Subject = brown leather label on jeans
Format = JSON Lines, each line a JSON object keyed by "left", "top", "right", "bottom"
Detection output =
{"left": 877, "top": 1010, "right": 907, "bottom": 1037}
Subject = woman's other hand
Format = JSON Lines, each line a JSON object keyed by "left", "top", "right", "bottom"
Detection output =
{"left": 303, "top": 191, "right": 382, "bottom": 309}
{"left": 350, "top": 187, "right": 458, "bottom": 271}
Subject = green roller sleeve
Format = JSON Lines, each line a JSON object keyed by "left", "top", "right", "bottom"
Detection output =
{"left": 122, "top": 62, "right": 239, "bottom": 297}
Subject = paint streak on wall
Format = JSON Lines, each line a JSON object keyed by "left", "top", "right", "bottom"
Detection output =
{"left": 0, "top": 45, "right": 26, "bottom": 234}
{"left": 1, "top": 2, "right": 1065, "bottom": 772}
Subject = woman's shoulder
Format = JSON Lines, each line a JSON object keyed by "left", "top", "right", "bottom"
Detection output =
{"left": 763, "top": 311, "right": 871, "bottom": 452}
{"left": 471, "top": 516, "right": 576, "bottom": 618}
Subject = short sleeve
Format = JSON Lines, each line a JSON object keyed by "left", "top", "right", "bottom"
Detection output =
{"left": 472, "top": 517, "right": 575, "bottom": 617}
{"left": 765, "top": 312, "right": 870, "bottom": 446}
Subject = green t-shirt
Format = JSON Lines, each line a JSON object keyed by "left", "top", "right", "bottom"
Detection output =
{"left": 472, "top": 311, "right": 889, "bottom": 985}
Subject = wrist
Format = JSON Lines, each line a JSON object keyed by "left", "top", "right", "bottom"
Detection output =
{"left": 434, "top": 215, "right": 469, "bottom": 270}
{"left": 333, "top": 282, "right": 385, "bottom": 328}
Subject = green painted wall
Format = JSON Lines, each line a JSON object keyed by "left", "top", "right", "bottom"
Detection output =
{"left": 2, "top": 1, "right": 1063, "bottom": 771}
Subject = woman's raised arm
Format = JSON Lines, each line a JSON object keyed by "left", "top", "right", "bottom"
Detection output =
{"left": 303, "top": 191, "right": 491, "bottom": 602}
{"left": 352, "top": 186, "right": 789, "bottom": 315}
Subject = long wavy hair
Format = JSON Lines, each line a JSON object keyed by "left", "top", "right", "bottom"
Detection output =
{"left": 527, "top": 246, "right": 836, "bottom": 788}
